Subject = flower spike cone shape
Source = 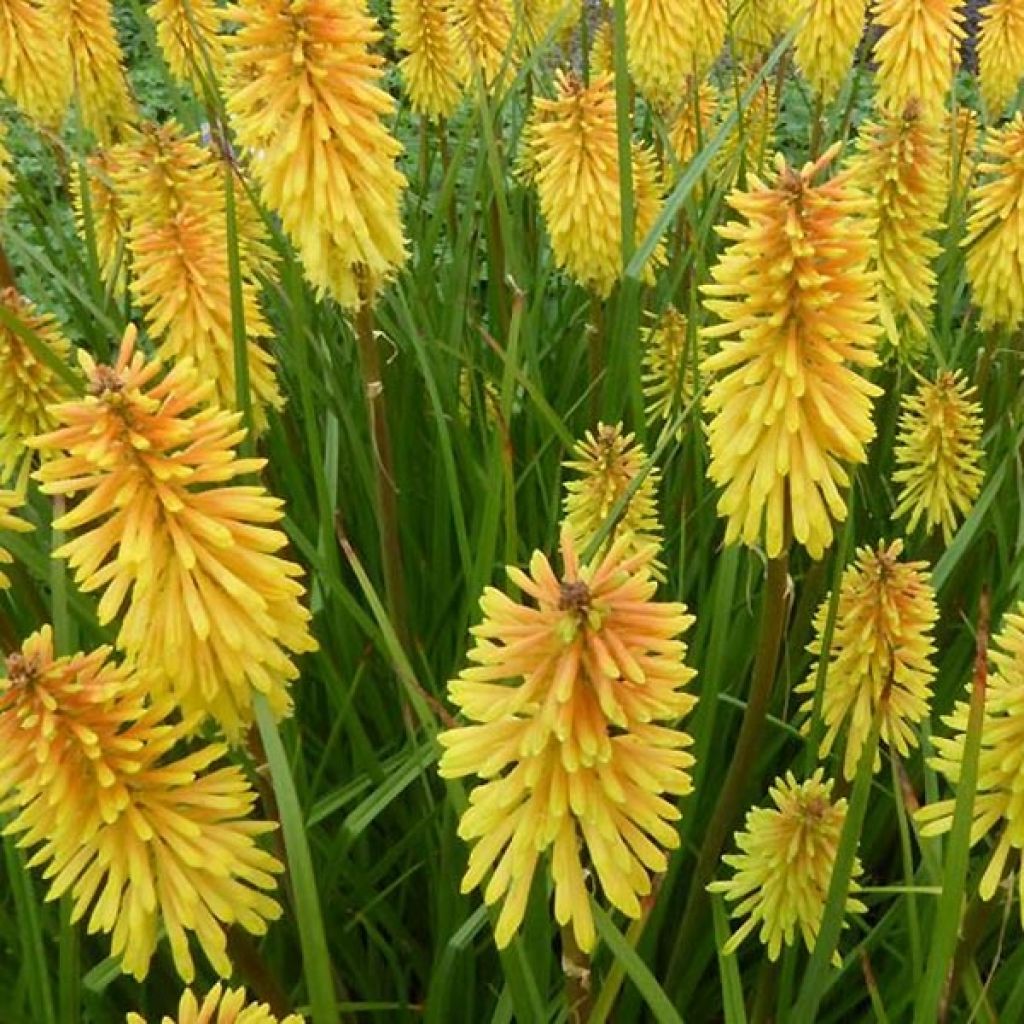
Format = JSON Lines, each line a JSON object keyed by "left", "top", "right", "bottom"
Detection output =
{"left": 31, "top": 326, "right": 318, "bottom": 739}
{"left": 226, "top": 0, "right": 407, "bottom": 307}
{"left": 450, "top": 0, "right": 514, "bottom": 87}
{"left": 0, "top": 0, "right": 71, "bottom": 124}
{"left": 641, "top": 307, "right": 704, "bottom": 436}
{"left": 701, "top": 146, "right": 882, "bottom": 560}
{"left": 683, "top": 0, "right": 726, "bottom": 76}
{"left": 393, "top": 0, "right": 467, "bottom": 119}
{"left": 978, "top": 0, "right": 1024, "bottom": 118}
{"left": 151, "top": 0, "right": 227, "bottom": 89}
{"left": 527, "top": 71, "right": 665, "bottom": 296}
{"left": 0, "top": 628, "right": 284, "bottom": 981}
{"left": 871, "top": 0, "right": 965, "bottom": 118}
{"left": 625, "top": 0, "right": 695, "bottom": 109}
{"left": 111, "top": 122, "right": 283, "bottom": 431}
{"left": 439, "top": 530, "right": 697, "bottom": 952}
{"left": 0, "top": 488, "right": 31, "bottom": 588}
{"left": 710, "top": 770, "right": 865, "bottom": 961}
{"left": 52, "top": 0, "right": 135, "bottom": 143}
{"left": 128, "top": 984, "right": 303, "bottom": 1024}
{"left": 893, "top": 371, "right": 984, "bottom": 542}
{"left": 850, "top": 101, "right": 947, "bottom": 349}
{"left": 795, "top": 0, "right": 868, "bottom": 103}
{"left": 965, "top": 113, "right": 1024, "bottom": 331}
{"left": 667, "top": 77, "right": 718, "bottom": 173}
{"left": 918, "top": 604, "right": 1024, "bottom": 916}
{"left": 797, "top": 540, "right": 938, "bottom": 780}
{"left": 0, "top": 287, "right": 77, "bottom": 489}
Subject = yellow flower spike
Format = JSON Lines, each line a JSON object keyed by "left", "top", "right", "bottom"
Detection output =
{"left": 850, "top": 102, "right": 947, "bottom": 349}
{"left": 0, "top": 0, "right": 71, "bottom": 124}
{"left": 563, "top": 422, "right": 663, "bottom": 560}
{"left": 713, "top": 67, "right": 777, "bottom": 185}
{"left": 667, "top": 77, "right": 719, "bottom": 174}
{"left": 439, "top": 531, "right": 697, "bottom": 952}
{"left": 978, "top": 0, "right": 1024, "bottom": 118}
{"left": 918, "top": 603, "right": 1024, "bottom": 912}
{"left": 0, "top": 287, "right": 77, "bottom": 488}
{"left": 394, "top": 0, "right": 467, "bottom": 118}
{"left": 795, "top": 0, "right": 868, "bottom": 102}
{"left": 625, "top": 0, "right": 695, "bottom": 110}
{"left": 684, "top": 0, "right": 726, "bottom": 75}
{"left": 641, "top": 307, "right": 704, "bottom": 436}
{"left": 589, "top": 20, "right": 614, "bottom": 77}
{"left": 71, "top": 149, "right": 129, "bottom": 293}
{"left": 225, "top": 0, "right": 407, "bottom": 307}
{"left": 0, "top": 121, "right": 12, "bottom": 213}
{"left": 30, "top": 327, "right": 318, "bottom": 739}
{"left": 965, "top": 113, "right": 1024, "bottom": 331}
{"left": 871, "top": 0, "right": 965, "bottom": 118}
{"left": 52, "top": 0, "right": 135, "bottom": 143}
{"left": 151, "top": 0, "right": 227, "bottom": 89}
{"left": 0, "top": 628, "right": 285, "bottom": 982}
{"left": 797, "top": 540, "right": 938, "bottom": 780}
{"left": 450, "top": 0, "right": 515, "bottom": 88}
{"left": 0, "top": 488, "right": 31, "bottom": 588}
{"left": 127, "top": 984, "right": 304, "bottom": 1024}
{"left": 701, "top": 147, "right": 882, "bottom": 560}
{"left": 731, "top": 0, "right": 789, "bottom": 59}
{"left": 893, "top": 371, "right": 984, "bottom": 542}
{"left": 529, "top": 71, "right": 665, "bottom": 296}
{"left": 517, "top": 0, "right": 570, "bottom": 51}
{"left": 947, "top": 107, "right": 979, "bottom": 196}
{"left": 111, "top": 123, "right": 283, "bottom": 430}
{"left": 710, "top": 770, "right": 866, "bottom": 961}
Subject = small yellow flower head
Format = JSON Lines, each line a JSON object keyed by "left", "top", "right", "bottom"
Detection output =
{"left": 31, "top": 327, "right": 318, "bottom": 738}
{"left": 850, "top": 102, "right": 947, "bottom": 348}
{"left": 151, "top": 0, "right": 227, "bottom": 89}
{"left": 667, "top": 76, "right": 719, "bottom": 173}
{"left": 0, "top": 489, "right": 31, "bottom": 588}
{"left": 127, "top": 984, "right": 303, "bottom": 1024}
{"left": 589, "top": 20, "right": 613, "bottom": 77}
{"left": 0, "top": 0, "right": 71, "bottom": 124}
{"left": 684, "top": 0, "right": 726, "bottom": 75}
{"left": 0, "top": 121, "right": 13, "bottom": 213}
{"left": 713, "top": 68, "right": 777, "bottom": 185}
{"left": 517, "top": 0, "right": 570, "bottom": 51}
{"left": 947, "top": 107, "right": 979, "bottom": 196}
{"left": 710, "top": 770, "right": 865, "bottom": 961}
{"left": 450, "top": 0, "right": 515, "bottom": 87}
{"left": 625, "top": 0, "right": 695, "bottom": 109}
{"left": 731, "top": 0, "right": 789, "bottom": 59}
{"left": 0, "top": 628, "right": 284, "bottom": 981}
{"left": 702, "top": 148, "right": 882, "bottom": 560}
{"left": 893, "top": 371, "right": 984, "bottom": 542}
{"left": 529, "top": 71, "right": 664, "bottom": 296}
{"left": 394, "top": 0, "right": 467, "bottom": 118}
{"left": 871, "top": 0, "right": 965, "bottom": 118}
{"left": 563, "top": 422, "right": 662, "bottom": 556}
{"left": 439, "top": 531, "right": 697, "bottom": 952}
{"left": 965, "top": 113, "right": 1024, "bottom": 331}
{"left": 918, "top": 604, "right": 1024, "bottom": 912}
{"left": 641, "top": 307, "right": 704, "bottom": 435}
{"left": 52, "top": 0, "right": 135, "bottom": 142}
{"left": 226, "top": 0, "right": 407, "bottom": 308}
{"left": 0, "top": 287, "right": 76, "bottom": 487}
{"left": 978, "top": 0, "right": 1024, "bottom": 117}
{"left": 111, "top": 123, "right": 282, "bottom": 429}
{"left": 795, "top": 0, "right": 868, "bottom": 102}
{"left": 798, "top": 540, "right": 938, "bottom": 779}
{"left": 71, "top": 149, "right": 128, "bottom": 292}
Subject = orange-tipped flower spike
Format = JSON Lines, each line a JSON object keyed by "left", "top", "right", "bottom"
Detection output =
{"left": 151, "top": 0, "right": 227, "bottom": 89}
{"left": 797, "top": 540, "right": 938, "bottom": 779}
{"left": 918, "top": 603, "right": 1024, "bottom": 915}
{"left": 0, "top": 627, "right": 284, "bottom": 981}
{"left": 0, "top": 488, "right": 31, "bottom": 588}
{"left": 51, "top": 0, "right": 135, "bottom": 143}
{"left": 0, "top": 0, "right": 71, "bottom": 124}
{"left": 850, "top": 102, "right": 947, "bottom": 349}
{"left": 701, "top": 146, "right": 882, "bottom": 560}
{"left": 965, "top": 113, "right": 1024, "bottom": 330}
{"left": 871, "top": 0, "right": 965, "bottom": 118}
{"left": 978, "top": 0, "right": 1024, "bottom": 118}
{"left": 225, "top": 0, "right": 407, "bottom": 307}
{"left": 128, "top": 984, "right": 304, "bottom": 1024}
{"left": 795, "top": 0, "right": 868, "bottom": 102}
{"left": 893, "top": 371, "right": 984, "bottom": 542}
{"left": 710, "top": 770, "right": 865, "bottom": 961}
{"left": 31, "top": 327, "right": 318, "bottom": 739}
{"left": 394, "top": 0, "right": 467, "bottom": 118}
{"left": 0, "top": 288, "right": 77, "bottom": 489}
{"left": 439, "top": 531, "right": 697, "bottom": 952}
